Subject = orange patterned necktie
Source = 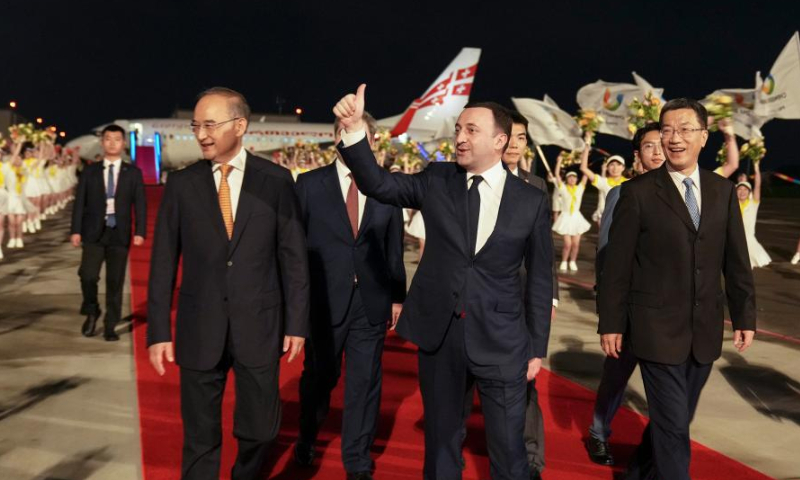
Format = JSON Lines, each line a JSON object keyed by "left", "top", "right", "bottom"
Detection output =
{"left": 218, "top": 164, "right": 234, "bottom": 239}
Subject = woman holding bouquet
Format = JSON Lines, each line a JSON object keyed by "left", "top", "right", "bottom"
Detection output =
{"left": 737, "top": 160, "right": 771, "bottom": 268}
{"left": 552, "top": 151, "right": 591, "bottom": 272}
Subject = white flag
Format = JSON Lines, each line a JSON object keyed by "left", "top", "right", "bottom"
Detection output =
{"left": 704, "top": 83, "right": 768, "bottom": 139}
{"left": 632, "top": 72, "right": 665, "bottom": 100}
{"left": 512, "top": 97, "right": 584, "bottom": 151}
{"left": 755, "top": 31, "right": 800, "bottom": 119}
{"left": 576, "top": 74, "right": 664, "bottom": 139}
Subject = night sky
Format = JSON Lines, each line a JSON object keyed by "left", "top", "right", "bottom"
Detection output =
{"left": 2, "top": 0, "right": 799, "bottom": 171}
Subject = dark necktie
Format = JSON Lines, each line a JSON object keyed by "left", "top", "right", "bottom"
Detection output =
{"left": 346, "top": 173, "right": 359, "bottom": 238}
{"left": 468, "top": 175, "right": 483, "bottom": 256}
{"left": 106, "top": 163, "right": 116, "bottom": 228}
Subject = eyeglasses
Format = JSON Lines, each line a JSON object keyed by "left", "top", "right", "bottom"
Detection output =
{"left": 190, "top": 117, "right": 242, "bottom": 134}
{"left": 640, "top": 142, "right": 663, "bottom": 152}
{"left": 660, "top": 127, "right": 705, "bottom": 139}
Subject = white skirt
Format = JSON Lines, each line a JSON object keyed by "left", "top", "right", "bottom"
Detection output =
{"left": 24, "top": 179, "right": 41, "bottom": 197}
{"left": 552, "top": 210, "right": 591, "bottom": 236}
{"left": 405, "top": 211, "right": 426, "bottom": 239}
{"left": 0, "top": 189, "right": 8, "bottom": 215}
{"left": 746, "top": 235, "right": 771, "bottom": 268}
{"left": 7, "top": 193, "right": 29, "bottom": 215}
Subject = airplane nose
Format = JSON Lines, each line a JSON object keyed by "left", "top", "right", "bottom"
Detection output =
{"left": 66, "top": 135, "right": 102, "bottom": 160}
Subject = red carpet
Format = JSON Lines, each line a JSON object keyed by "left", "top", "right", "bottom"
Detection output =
{"left": 129, "top": 186, "right": 774, "bottom": 480}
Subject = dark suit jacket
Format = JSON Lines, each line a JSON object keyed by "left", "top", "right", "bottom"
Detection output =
{"left": 295, "top": 163, "right": 406, "bottom": 326}
{"left": 71, "top": 161, "right": 146, "bottom": 246}
{"left": 146, "top": 152, "right": 310, "bottom": 371}
{"left": 516, "top": 167, "right": 559, "bottom": 303}
{"left": 340, "top": 139, "right": 553, "bottom": 365}
{"left": 598, "top": 165, "right": 756, "bottom": 365}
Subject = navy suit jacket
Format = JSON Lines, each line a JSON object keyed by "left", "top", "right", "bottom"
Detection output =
{"left": 340, "top": 138, "right": 553, "bottom": 365}
{"left": 295, "top": 163, "right": 406, "bottom": 326}
{"left": 71, "top": 161, "right": 146, "bottom": 246}
{"left": 146, "top": 153, "right": 310, "bottom": 370}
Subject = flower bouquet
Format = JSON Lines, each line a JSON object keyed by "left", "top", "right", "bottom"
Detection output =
{"left": 574, "top": 109, "right": 604, "bottom": 134}
{"left": 704, "top": 94, "right": 734, "bottom": 132}
{"left": 8, "top": 123, "right": 36, "bottom": 144}
{"left": 627, "top": 92, "right": 662, "bottom": 135}
{"left": 557, "top": 149, "right": 581, "bottom": 167}
{"left": 740, "top": 137, "right": 766, "bottom": 163}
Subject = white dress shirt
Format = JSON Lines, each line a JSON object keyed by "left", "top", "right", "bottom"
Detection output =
{"left": 212, "top": 147, "right": 247, "bottom": 220}
{"left": 103, "top": 158, "right": 122, "bottom": 216}
{"left": 667, "top": 162, "right": 702, "bottom": 213}
{"left": 467, "top": 160, "right": 507, "bottom": 253}
{"left": 335, "top": 158, "right": 367, "bottom": 227}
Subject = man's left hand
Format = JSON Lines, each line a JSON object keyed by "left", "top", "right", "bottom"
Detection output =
{"left": 283, "top": 336, "right": 305, "bottom": 362}
{"left": 527, "top": 357, "right": 542, "bottom": 381}
{"left": 133, "top": 235, "right": 145, "bottom": 246}
{"left": 733, "top": 329, "right": 755, "bottom": 353}
{"left": 389, "top": 303, "right": 402, "bottom": 331}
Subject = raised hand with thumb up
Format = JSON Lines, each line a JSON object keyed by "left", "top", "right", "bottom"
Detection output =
{"left": 333, "top": 84, "right": 367, "bottom": 133}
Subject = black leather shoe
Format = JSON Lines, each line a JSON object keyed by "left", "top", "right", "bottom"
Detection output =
{"left": 585, "top": 436, "right": 614, "bottom": 466}
{"left": 293, "top": 442, "right": 315, "bottom": 467}
{"left": 103, "top": 329, "right": 120, "bottom": 342}
{"left": 346, "top": 472, "right": 374, "bottom": 480}
{"left": 81, "top": 314, "right": 99, "bottom": 337}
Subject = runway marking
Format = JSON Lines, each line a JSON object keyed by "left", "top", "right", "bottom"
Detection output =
{"left": 558, "top": 275, "right": 800, "bottom": 346}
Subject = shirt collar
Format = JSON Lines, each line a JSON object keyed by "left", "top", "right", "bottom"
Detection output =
{"left": 667, "top": 162, "right": 700, "bottom": 188}
{"left": 103, "top": 158, "right": 122, "bottom": 168}
{"left": 213, "top": 147, "right": 247, "bottom": 173}
{"left": 467, "top": 159, "right": 506, "bottom": 190}
{"left": 509, "top": 165, "right": 519, "bottom": 177}
{"left": 335, "top": 158, "right": 352, "bottom": 180}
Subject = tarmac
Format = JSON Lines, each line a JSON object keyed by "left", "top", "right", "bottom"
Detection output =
{"left": 0, "top": 191, "right": 798, "bottom": 480}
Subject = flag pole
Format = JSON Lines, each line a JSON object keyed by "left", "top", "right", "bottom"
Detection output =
{"left": 535, "top": 144, "right": 553, "bottom": 176}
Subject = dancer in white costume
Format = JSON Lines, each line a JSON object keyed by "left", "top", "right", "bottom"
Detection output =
{"left": 3, "top": 154, "right": 28, "bottom": 249}
{"left": 579, "top": 132, "right": 628, "bottom": 225}
{"left": 552, "top": 151, "right": 591, "bottom": 272}
{"left": 736, "top": 161, "right": 771, "bottom": 268}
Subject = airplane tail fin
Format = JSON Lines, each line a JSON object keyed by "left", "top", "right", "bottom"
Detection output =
{"left": 389, "top": 48, "right": 481, "bottom": 140}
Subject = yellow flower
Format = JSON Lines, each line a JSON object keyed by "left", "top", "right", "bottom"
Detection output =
{"left": 628, "top": 124, "right": 637, "bottom": 135}
{"left": 718, "top": 95, "right": 733, "bottom": 105}
{"left": 637, "top": 108, "right": 645, "bottom": 117}
{"left": 741, "top": 143, "right": 750, "bottom": 152}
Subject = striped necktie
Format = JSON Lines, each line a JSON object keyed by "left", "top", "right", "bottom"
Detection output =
{"left": 683, "top": 177, "right": 700, "bottom": 229}
{"left": 219, "top": 164, "right": 234, "bottom": 239}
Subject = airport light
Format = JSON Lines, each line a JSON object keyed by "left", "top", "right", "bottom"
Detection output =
{"left": 36, "top": 117, "right": 43, "bottom": 124}
{"left": 59, "top": 132, "right": 66, "bottom": 138}
{"left": 9, "top": 101, "right": 17, "bottom": 109}
{"left": 49, "top": 126, "right": 57, "bottom": 132}
{"left": 295, "top": 107, "right": 303, "bottom": 115}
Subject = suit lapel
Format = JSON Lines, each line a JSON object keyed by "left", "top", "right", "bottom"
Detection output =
{"left": 357, "top": 197, "right": 375, "bottom": 241}
{"left": 229, "top": 154, "right": 267, "bottom": 254}
{"left": 445, "top": 166, "right": 470, "bottom": 254}
{"left": 697, "top": 169, "right": 715, "bottom": 234}
{"left": 655, "top": 165, "right": 697, "bottom": 232}
{"left": 191, "top": 161, "right": 229, "bottom": 243}
{"left": 321, "top": 163, "right": 354, "bottom": 239}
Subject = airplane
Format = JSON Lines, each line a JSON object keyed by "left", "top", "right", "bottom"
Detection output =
{"left": 67, "top": 48, "right": 481, "bottom": 171}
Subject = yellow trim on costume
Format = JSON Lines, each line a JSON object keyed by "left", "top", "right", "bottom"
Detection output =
{"left": 566, "top": 184, "right": 579, "bottom": 214}
{"left": 739, "top": 199, "right": 750, "bottom": 216}
{"left": 607, "top": 177, "right": 627, "bottom": 188}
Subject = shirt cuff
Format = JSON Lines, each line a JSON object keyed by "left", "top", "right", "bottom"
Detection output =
{"left": 552, "top": 299, "right": 559, "bottom": 308}
{"left": 340, "top": 129, "right": 366, "bottom": 148}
